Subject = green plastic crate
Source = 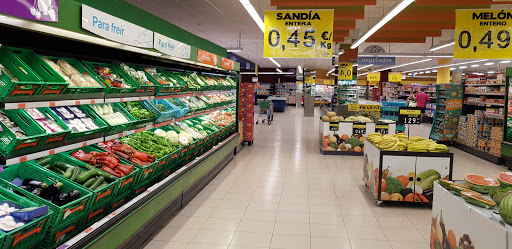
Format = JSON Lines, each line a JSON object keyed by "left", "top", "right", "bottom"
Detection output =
{"left": 0, "top": 163, "right": 91, "bottom": 228}
{"left": 145, "top": 67, "right": 181, "bottom": 94}
{"left": 64, "top": 145, "right": 141, "bottom": 200}
{"left": 106, "top": 192, "right": 130, "bottom": 213}
{"left": 0, "top": 47, "right": 45, "bottom": 100}
{"left": 114, "top": 63, "right": 161, "bottom": 93}
{"left": 78, "top": 204, "right": 107, "bottom": 231}
{"left": 7, "top": 47, "right": 69, "bottom": 96}
{"left": 118, "top": 101, "right": 157, "bottom": 129}
{"left": 39, "top": 218, "right": 80, "bottom": 249}
{"left": 81, "top": 61, "right": 138, "bottom": 94}
{"left": 164, "top": 71, "right": 189, "bottom": 93}
{"left": 50, "top": 105, "right": 108, "bottom": 140}
{"left": 26, "top": 107, "right": 72, "bottom": 145}
{"left": 31, "top": 154, "right": 118, "bottom": 212}
{"left": 0, "top": 109, "right": 48, "bottom": 157}
{"left": 42, "top": 56, "right": 106, "bottom": 95}
{"left": 0, "top": 186, "right": 51, "bottom": 249}
{"left": 86, "top": 103, "right": 137, "bottom": 135}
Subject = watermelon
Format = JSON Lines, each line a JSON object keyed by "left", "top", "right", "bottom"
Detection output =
{"left": 461, "top": 191, "right": 496, "bottom": 209}
{"left": 450, "top": 184, "right": 480, "bottom": 196}
{"left": 464, "top": 174, "right": 500, "bottom": 193}
{"left": 439, "top": 179, "right": 453, "bottom": 189}
{"left": 499, "top": 195, "right": 512, "bottom": 225}
{"left": 497, "top": 172, "right": 512, "bottom": 188}
{"left": 490, "top": 187, "right": 512, "bottom": 205}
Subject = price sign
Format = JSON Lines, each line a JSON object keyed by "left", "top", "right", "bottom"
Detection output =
{"left": 338, "top": 62, "right": 353, "bottom": 80}
{"left": 375, "top": 125, "right": 389, "bottom": 135}
{"left": 329, "top": 122, "right": 339, "bottom": 131}
{"left": 359, "top": 104, "right": 380, "bottom": 112}
{"left": 398, "top": 107, "right": 422, "bottom": 124}
{"left": 388, "top": 72, "right": 402, "bottom": 82}
{"left": 353, "top": 124, "right": 366, "bottom": 134}
{"left": 347, "top": 103, "right": 359, "bottom": 111}
{"left": 367, "top": 72, "right": 380, "bottom": 82}
{"left": 454, "top": 9, "right": 512, "bottom": 59}
{"left": 263, "top": 10, "right": 334, "bottom": 58}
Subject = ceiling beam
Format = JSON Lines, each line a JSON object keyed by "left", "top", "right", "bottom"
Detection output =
{"left": 381, "top": 20, "right": 455, "bottom": 30}
{"left": 276, "top": 6, "right": 365, "bottom": 20}
{"left": 334, "top": 30, "right": 350, "bottom": 36}
{"left": 373, "top": 30, "right": 442, "bottom": 37}
{"left": 271, "top": 0, "right": 376, "bottom": 7}
{"left": 415, "top": 0, "right": 512, "bottom": 5}
{"left": 366, "top": 37, "right": 426, "bottom": 43}
{"left": 395, "top": 4, "right": 490, "bottom": 20}
{"left": 333, "top": 20, "right": 356, "bottom": 30}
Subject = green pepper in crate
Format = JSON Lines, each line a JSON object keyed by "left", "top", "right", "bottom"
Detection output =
{"left": 120, "top": 101, "right": 156, "bottom": 120}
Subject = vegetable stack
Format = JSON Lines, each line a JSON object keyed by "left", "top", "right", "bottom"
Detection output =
{"left": 70, "top": 150, "right": 135, "bottom": 178}
{"left": 120, "top": 131, "right": 178, "bottom": 159}
{"left": 98, "top": 140, "right": 156, "bottom": 166}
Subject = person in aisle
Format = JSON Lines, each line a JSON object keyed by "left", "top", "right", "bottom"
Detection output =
{"left": 415, "top": 90, "right": 429, "bottom": 121}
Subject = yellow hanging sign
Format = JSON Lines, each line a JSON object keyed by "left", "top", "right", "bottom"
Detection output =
{"left": 263, "top": 10, "right": 334, "bottom": 58}
{"left": 389, "top": 72, "right": 402, "bottom": 82}
{"left": 367, "top": 72, "right": 380, "bottom": 82}
{"left": 454, "top": 9, "right": 512, "bottom": 59}
{"left": 338, "top": 62, "right": 353, "bottom": 80}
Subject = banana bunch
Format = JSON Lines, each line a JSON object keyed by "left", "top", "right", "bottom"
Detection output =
{"left": 407, "top": 139, "right": 435, "bottom": 152}
{"left": 428, "top": 144, "right": 449, "bottom": 153}
{"left": 367, "top": 133, "right": 383, "bottom": 143}
{"left": 410, "top": 136, "right": 427, "bottom": 142}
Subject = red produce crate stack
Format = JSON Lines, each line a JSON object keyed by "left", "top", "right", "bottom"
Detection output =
{"left": 239, "top": 82, "right": 256, "bottom": 144}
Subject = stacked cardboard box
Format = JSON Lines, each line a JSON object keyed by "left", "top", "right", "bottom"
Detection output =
{"left": 489, "top": 127, "right": 503, "bottom": 157}
{"left": 239, "top": 83, "right": 255, "bottom": 142}
{"left": 457, "top": 113, "right": 503, "bottom": 155}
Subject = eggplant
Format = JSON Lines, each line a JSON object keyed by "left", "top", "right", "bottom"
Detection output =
{"left": 40, "top": 182, "right": 63, "bottom": 200}
{"left": 22, "top": 179, "right": 48, "bottom": 189}
{"left": 30, "top": 188, "right": 43, "bottom": 197}
{"left": 67, "top": 190, "right": 82, "bottom": 201}
{"left": 52, "top": 193, "right": 69, "bottom": 206}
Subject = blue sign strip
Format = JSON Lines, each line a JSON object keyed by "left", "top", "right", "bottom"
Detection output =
{"left": 358, "top": 57, "right": 395, "bottom": 66}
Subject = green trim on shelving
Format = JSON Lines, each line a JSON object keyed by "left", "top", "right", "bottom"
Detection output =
{"left": 85, "top": 137, "right": 237, "bottom": 249}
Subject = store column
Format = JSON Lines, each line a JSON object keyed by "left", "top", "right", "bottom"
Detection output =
{"left": 437, "top": 59, "right": 451, "bottom": 84}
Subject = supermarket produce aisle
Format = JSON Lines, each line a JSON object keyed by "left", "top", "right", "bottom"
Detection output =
{"left": 144, "top": 107, "right": 505, "bottom": 249}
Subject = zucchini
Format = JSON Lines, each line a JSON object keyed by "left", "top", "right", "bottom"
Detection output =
{"left": 89, "top": 176, "right": 105, "bottom": 190}
{"left": 94, "top": 182, "right": 108, "bottom": 190}
{"left": 62, "top": 167, "right": 74, "bottom": 179}
{"left": 84, "top": 164, "right": 117, "bottom": 180}
{"left": 76, "top": 169, "right": 99, "bottom": 183}
{"left": 35, "top": 157, "right": 52, "bottom": 166}
{"left": 53, "top": 161, "right": 75, "bottom": 171}
{"left": 48, "top": 166, "right": 65, "bottom": 175}
{"left": 83, "top": 177, "right": 97, "bottom": 188}
{"left": 70, "top": 167, "right": 81, "bottom": 181}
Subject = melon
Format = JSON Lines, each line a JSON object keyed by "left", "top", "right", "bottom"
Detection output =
{"left": 498, "top": 172, "right": 512, "bottom": 188}
{"left": 490, "top": 187, "right": 512, "bottom": 205}
{"left": 499, "top": 195, "right": 512, "bottom": 225}
{"left": 326, "top": 112, "right": 336, "bottom": 118}
{"left": 461, "top": 191, "right": 496, "bottom": 209}
{"left": 439, "top": 179, "right": 453, "bottom": 190}
{"left": 464, "top": 174, "right": 500, "bottom": 193}
{"left": 450, "top": 184, "right": 480, "bottom": 196}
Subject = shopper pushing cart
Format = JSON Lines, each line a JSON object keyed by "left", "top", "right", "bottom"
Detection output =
{"left": 256, "top": 100, "right": 273, "bottom": 125}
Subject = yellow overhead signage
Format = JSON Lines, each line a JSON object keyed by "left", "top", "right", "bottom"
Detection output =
{"left": 263, "top": 10, "right": 334, "bottom": 58}
{"left": 389, "top": 72, "right": 402, "bottom": 82}
{"left": 454, "top": 9, "right": 512, "bottom": 59}
{"left": 367, "top": 72, "right": 380, "bottom": 82}
{"left": 338, "top": 62, "right": 353, "bottom": 80}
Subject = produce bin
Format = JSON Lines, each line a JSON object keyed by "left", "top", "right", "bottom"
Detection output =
{"left": 0, "top": 109, "right": 48, "bottom": 157}
{"left": 50, "top": 105, "right": 108, "bottom": 140}
{"left": 87, "top": 103, "right": 137, "bottom": 135}
{"left": 166, "top": 98, "right": 190, "bottom": 118}
{"left": 42, "top": 56, "right": 106, "bottom": 95}
{"left": 81, "top": 61, "right": 138, "bottom": 94}
{"left": 130, "top": 184, "right": 147, "bottom": 199}
{"left": 0, "top": 186, "right": 51, "bottom": 249}
{"left": 40, "top": 218, "right": 81, "bottom": 249}
{"left": 112, "top": 63, "right": 160, "bottom": 93}
{"left": 145, "top": 67, "right": 177, "bottom": 94}
{"left": 0, "top": 163, "right": 91, "bottom": 228}
{"left": 7, "top": 47, "right": 69, "bottom": 96}
{"left": 143, "top": 99, "right": 179, "bottom": 122}
{"left": 79, "top": 205, "right": 107, "bottom": 230}
{"left": 31, "top": 154, "right": 118, "bottom": 212}
{"left": 26, "top": 107, "right": 72, "bottom": 145}
{"left": 165, "top": 71, "right": 190, "bottom": 92}
{"left": 0, "top": 47, "right": 45, "bottom": 100}
{"left": 105, "top": 192, "right": 130, "bottom": 214}
{"left": 119, "top": 101, "right": 157, "bottom": 129}
{"left": 65, "top": 146, "right": 142, "bottom": 200}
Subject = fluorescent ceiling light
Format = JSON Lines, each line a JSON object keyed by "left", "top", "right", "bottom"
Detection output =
{"left": 450, "top": 68, "right": 456, "bottom": 70}
{"left": 276, "top": 68, "right": 282, "bottom": 73}
{"left": 402, "top": 59, "right": 488, "bottom": 73}
{"left": 501, "top": 60, "right": 511, "bottom": 64}
{"left": 459, "top": 66, "right": 467, "bottom": 69}
{"left": 462, "top": 73, "right": 466, "bottom": 75}
{"left": 327, "top": 68, "right": 335, "bottom": 75}
{"left": 358, "top": 72, "right": 369, "bottom": 76}
{"left": 484, "top": 62, "right": 494, "bottom": 66}
{"left": 226, "top": 48, "right": 243, "bottom": 52}
{"left": 350, "top": 0, "right": 414, "bottom": 49}
{"left": 375, "top": 59, "right": 432, "bottom": 72}
{"left": 429, "top": 39, "right": 455, "bottom": 52}
{"left": 358, "top": 64, "right": 373, "bottom": 70}
{"left": 353, "top": 64, "right": 358, "bottom": 67}
{"left": 473, "top": 73, "right": 479, "bottom": 75}
{"left": 419, "top": 72, "right": 424, "bottom": 74}
{"left": 268, "top": 58, "right": 281, "bottom": 67}
{"left": 488, "top": 71, "right": 495, "bottom": 73}
{"left": 298, "top": 66, "right": 303, "bottom": 74}
{"left": 338, "top": 49, "right": 345, "bottom": 55}
{"left": 425, "top": 70, "right": 431, "bottom": 73}
{"left": 239, "top": 0, "right": 265, "bottom": 32}
{"left": 358, "top": 53, "right": 453, "bottom": 58}
{"left": 471, "top": 65, "right": 479, "bottom": 67}
{"left": 433, "top": 70, "right": 438, "bottom": 72}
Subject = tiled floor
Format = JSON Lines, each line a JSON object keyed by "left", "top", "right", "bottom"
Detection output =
{"left": 145, "top": 106, "right": 508, "bottom": 249}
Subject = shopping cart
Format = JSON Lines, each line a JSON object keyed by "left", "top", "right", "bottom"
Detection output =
{"left": 256, "top": 100, "right": 273, "bottom": 125}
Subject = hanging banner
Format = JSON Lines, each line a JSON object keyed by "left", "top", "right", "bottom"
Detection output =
{"left": 82, "top": 5, "right": 153, "bottom": 48}
{"left": 0, "top": 0, "right": 58, "bottom": 22}
{"left": 153, "top": 32, "right": 191, "bottom": 58}
{"left": 263, "top": 10, "right": 334, "bottom": 58}
{"left": 389, "top": 72, "right": 402, "bottom": 82}
{"left": 338, "top": 62, "right": 353, "bottom": 80}
{"left": 221, "top": 57, "right": 235, "bottom": 70}
{"left": 358, "top": 57, "right": 395, "bottom": 66}
{"left": 454, "top": 9, "right": 512, "bottom": 59}
{"left": 347, "top": 103, "right": 359, "bottom": 111}
{"left": 367, "top": 72, "right": 381, "bottom": 82}
{"left": 197, "top": 49, "right": 218, "bottom": 66}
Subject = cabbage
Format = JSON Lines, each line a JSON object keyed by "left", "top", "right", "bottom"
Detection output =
{"left": 154, "top": 129, "right": 166, "bottom": 137}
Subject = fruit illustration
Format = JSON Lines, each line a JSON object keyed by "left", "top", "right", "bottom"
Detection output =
{"left": 447, "top": 230, "right": 456, "bottom": 249}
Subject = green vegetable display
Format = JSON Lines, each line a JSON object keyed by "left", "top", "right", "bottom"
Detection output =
{"left": 120, "top": 131, "right": 178, "bottom": 158}
{"left": 155, "top": 104, "right": 168, "bottom": 112}
{"left": 385, "top": 176, "right": 404, "bottom": 194}
{"left": 120, "top": 101, "right": 156, "bottom": 120}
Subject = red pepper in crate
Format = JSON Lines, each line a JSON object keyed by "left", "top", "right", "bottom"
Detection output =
{"left": 71, "top": 148, "right": 134, "bottom": 178}
{"left": 100, "top": 140, "right": 156, "bottom": 166}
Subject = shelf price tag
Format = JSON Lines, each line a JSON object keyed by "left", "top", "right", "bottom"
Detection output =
{"left": 367, "top": 72, "right": 380, "bottom": 82}
{"left": 454, "top": 9, "right": 512, "bottom": 59}
{"left": 329, "top": 122, "right": 339, "bottom": 131}
{"left": 338, "top": 62, "right": 353, "bottom": 80}
{"left": 375, "top": 124, "right": 389, "bottom": 135}
{"left": 398, "top": 107, "right": 422, "bottom": 124}
{"left": 347, "top": 103, "right": 359, "bottom": 111}
{"left": 353, "top": 124, "right": 366, "bottom": 134}
{"left": 263, "top": 10, "right": 334, "bottom": 58}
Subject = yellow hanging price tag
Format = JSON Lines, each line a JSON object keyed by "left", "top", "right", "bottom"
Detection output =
{"left": 367, "top": 72, "right": 380, "bottom": 82}
{"left": 338, "top": 62, "right": 353, "bottom": 80}
{"left": 388, "top": 72, "right": 402, "bottom": 82}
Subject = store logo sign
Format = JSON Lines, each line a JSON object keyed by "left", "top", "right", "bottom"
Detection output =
{"left": 358, "top": 57, "right": 395, "bottom": 65}
{"left": 81, "top": 5, "right": 153, "bottom": 48}
{"left": 154, "top": 32, "right": 191, "bottom": 59}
